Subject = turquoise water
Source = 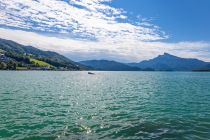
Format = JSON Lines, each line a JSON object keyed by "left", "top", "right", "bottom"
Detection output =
{"left": 0, "top": 71, "right": 210, "bottom": 140}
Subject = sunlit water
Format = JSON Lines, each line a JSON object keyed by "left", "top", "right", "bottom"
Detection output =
{"left": 0, "top": 71, "right": 210, "bottom": 140}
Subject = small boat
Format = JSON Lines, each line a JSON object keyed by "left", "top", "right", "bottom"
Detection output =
{"left": 88, "top": 72, "right": 95, "bottom": 75}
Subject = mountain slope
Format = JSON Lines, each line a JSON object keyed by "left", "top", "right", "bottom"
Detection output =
{"left": 0, "top": 38, "right": 83, "bottom": 70}
{"left": 128, "top": 53, "right": 209, "bottom": 71}
{"left": 79, "top": 60, "right": 141, "bottom": 71}
{"left": 193, "top": 64, "right": 210, "bottom": 71}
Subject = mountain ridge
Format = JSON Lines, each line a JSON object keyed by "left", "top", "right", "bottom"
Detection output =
{"left": 128, "top": 53, "right": 210, "bottom": 71}
{"left": 79, "top": 60, "right": 142, "bottom": 71}
{"left": 0, "top": 38, "right": 85, "bottom": 70}
{"left": 79, "top": 53, "right": 210, "bottom": 71}
{"left": 1, "top": 38, "right": 210, "bottom": 71}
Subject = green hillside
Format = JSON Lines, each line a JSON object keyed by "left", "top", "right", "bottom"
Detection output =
{"left": 0, "top": 38, "right": 84, "bottom": 70}
{"left": 30, "top": 58, "right": 53, "bottom": 67}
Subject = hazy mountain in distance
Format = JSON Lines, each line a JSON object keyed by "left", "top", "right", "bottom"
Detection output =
{"left": 79, "top": 60, "right": 142, "bottom": 71}
{"left": 128, "top": 53, "right": 209, "bottom": 71}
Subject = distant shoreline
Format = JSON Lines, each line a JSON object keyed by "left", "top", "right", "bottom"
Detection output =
{"left": 0, "top": 70, "right": 210, "bottom": 72}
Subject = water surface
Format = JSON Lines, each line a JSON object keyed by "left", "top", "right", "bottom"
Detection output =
{"left": 0, "top": 71, "right": 210, "bottom": 139}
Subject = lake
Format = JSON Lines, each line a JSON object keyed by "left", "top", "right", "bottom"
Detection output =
{"left": 0, "top": 71, "right": 210, "bottom": 140}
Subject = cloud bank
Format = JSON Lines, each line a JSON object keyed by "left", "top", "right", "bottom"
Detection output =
{"left": 0, "top": 0, "right": 210, "bottom": 62}
{"left": 0, "top": 0, "right": 166, "bottom": 41}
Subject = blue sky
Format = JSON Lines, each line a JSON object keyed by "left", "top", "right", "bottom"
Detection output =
{"left": 112, "top": 0, "right": 210, "bottom": 42}
{"left": 0, "top": 0, "right": 210, "bottom": 62}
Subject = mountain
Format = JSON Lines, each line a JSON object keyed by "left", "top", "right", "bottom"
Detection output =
{"left": 79, "top": 60, "right": 142, "bottom": 71}
{"left": 1, "top": 38, "right": 209, "bottom": 71}
{"left": 128, "top": 53, "right": 209, "bottom": 71}
{"left": 193, "top": 64, "right": 210, "bottom": 71}
{"left": 0, "top": 38, "right": 84, "bottom": 70}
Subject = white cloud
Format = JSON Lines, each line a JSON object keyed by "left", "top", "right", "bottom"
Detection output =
{"left": 0, "top": 0, "right": 209, "bottom": 62}
{"left": 0, "top": 28, "right": 210, "bottom": 62}
{"left": 0, "top": 0, "right": 167, "bottom": 41}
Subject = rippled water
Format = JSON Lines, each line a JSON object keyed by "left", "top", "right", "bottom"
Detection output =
{"left": 0, "top": 71, "right": 210, "bottom": 140}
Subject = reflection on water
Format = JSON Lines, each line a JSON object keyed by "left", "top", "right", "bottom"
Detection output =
{"left": 0, "top": 71, "right": 210, "bottom": 139}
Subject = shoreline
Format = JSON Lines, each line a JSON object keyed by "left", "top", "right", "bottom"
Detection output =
{"left": 0, "top": 70, "right": 210, "bottom": 72}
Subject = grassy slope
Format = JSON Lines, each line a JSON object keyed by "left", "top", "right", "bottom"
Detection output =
{"left": 16, "top": 67, "right": 28, "bottom": 70}
{"left": 30, "top": 58, "right": 53, "bottom": 67}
